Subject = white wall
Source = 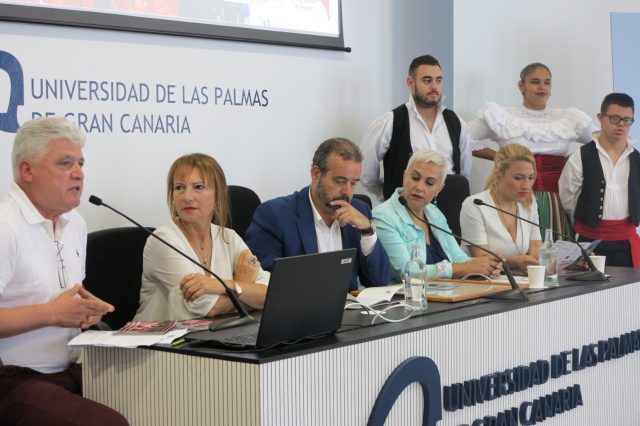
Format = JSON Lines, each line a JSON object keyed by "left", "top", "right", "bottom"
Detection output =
{"left": 453, "top": 0, "right": 640, "bottom": 194}
{"left": 0, "top": 0, "right": 450, "bottom": 231}
{"left": 11, "top": 0, "right": 636, "bottom": 230}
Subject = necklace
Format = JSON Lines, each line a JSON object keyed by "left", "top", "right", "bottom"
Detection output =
{"left": 194, "top": 238, "right": 211, "bottom": 265}
{"left": 177, "top": 219, "right": 212, "bottom": 265}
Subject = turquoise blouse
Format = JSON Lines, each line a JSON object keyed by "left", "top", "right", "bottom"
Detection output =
{"left": 373, "top": 188, "right": 470, "bottom": 281}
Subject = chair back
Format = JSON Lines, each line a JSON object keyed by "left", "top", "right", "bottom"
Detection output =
{"left": 433, "top": 174, "right": 470, "bottom": 241}
{"left": 353, "top": 193, "right": 373, "bottom": 210}
{"left": 84, "top": 226, "right": 153, "bottom": 329}
{"left": 227, "top": 185, "right": 261, "bottom": 240}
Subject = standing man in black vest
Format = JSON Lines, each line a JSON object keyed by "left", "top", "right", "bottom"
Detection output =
{"left": 559, "top": 93, "right": 640, "bottom": 267}
{"left": 360, "top": 54, "right": 479, "bottom": 201}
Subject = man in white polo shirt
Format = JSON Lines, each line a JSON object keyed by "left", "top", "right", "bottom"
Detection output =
{"left": 0, "top": 117, "right": 128, "bottom": 425}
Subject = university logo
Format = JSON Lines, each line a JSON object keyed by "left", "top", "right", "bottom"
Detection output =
{"left": 368, "top": 356, "right": 442, "bottom": 426}
{"left": 0, "top": 50, "right": 24, "bottom": 133}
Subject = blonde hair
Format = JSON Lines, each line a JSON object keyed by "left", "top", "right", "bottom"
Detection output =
{"left": 166, "top": 153, "right": 230, "bottom": 238}
{"left": 485, "top": 144, "right": 536, "bottom": 209}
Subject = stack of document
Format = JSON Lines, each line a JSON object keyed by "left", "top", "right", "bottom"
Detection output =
{"left": 68, "top": 328, "right": 189, "bottom": 349}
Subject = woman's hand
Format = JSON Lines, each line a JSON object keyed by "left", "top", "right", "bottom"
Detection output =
{"left": 454, "top": 255, "right": 502, "bottom": 278}
{"left": 233, "top": 249, "right": 260, "bottom": 283}
{"left": 180, "top": 273, "right": 225, "bottom": 302}
{"left": 574, "top": 252, "right": 596, "bottom": 270}
{"left": 508, "top": 255, "right": 539, "bottom": 274}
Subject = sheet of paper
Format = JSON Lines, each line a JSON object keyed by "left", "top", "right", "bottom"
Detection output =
{"left": 68, "top": 328, "right": 189, "bottom": 349}
{"left": 156, "top": 329, "right": 190, "bottom": 344}
{"left": 555, "top": 240, "right": 581, "bottom": 264}
{"left": 491, "top": 275, "right": 529, "bottom": 284}
{"left": 554, "top": 240, "right": 594, "bottom": 268}
{"left": 346, "top": 284, "right": 403, "bottom": 308}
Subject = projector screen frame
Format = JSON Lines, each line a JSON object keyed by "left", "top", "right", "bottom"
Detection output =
{"left": 0, "top": 2, "right": 350, "bottom": 52}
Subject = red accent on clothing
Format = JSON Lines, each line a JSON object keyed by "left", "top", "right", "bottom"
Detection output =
{"left": 575, "top": 218, "right": 640, "bottom": 268}
{"left": 0, "top": 363, "right": 129, "bottom": 425}
{"left": 533, "top": 154, "right": 567, "bottom": 193}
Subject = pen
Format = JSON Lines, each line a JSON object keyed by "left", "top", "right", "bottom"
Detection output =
{"left": 171, "top": 338, "right": 186, "bottom": 347}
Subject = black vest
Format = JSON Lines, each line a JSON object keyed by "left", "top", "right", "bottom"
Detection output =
{"left": 574, "top": 141, "right": 640, "bottom": 227}
{"left": 382, "top": 104, "right": 461, "bottom": 200}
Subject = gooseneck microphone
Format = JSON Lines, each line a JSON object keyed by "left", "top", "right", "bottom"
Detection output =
{"left": 89, "top": 195, "right": 258, "bottom": 331}
{"left": 473, "top": 198, "right": 607, "bottom": 282}
{"left": 398, "top": 196, "right": 527, "bottom": 301}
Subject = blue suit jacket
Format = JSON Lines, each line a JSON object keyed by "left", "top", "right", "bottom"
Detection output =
{"left": 245, "top": 186, "right": 392, "bottom": 291}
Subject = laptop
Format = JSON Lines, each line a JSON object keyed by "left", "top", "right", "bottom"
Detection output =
{"left": 185, "top": 248, "right": 357, "bottom": 349}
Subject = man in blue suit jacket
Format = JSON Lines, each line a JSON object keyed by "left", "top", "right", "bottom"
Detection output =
{"left": 245, "top": 138, "right": 392, "bottom": 291}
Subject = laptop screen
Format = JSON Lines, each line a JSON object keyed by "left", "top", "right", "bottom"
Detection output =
{"left": 186, "top": 248, "right": 357, "bottom": 348}
{"left": 256, "top": 248, "right": 357, "bottom": 347}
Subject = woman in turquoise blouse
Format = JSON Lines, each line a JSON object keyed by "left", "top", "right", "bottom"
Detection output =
{"left": 373, "top": 149, "right": 502, "bottom": 281}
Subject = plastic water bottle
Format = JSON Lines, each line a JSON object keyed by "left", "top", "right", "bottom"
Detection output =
{"left": 538, "top": 229, "right": 558, "bottom": 285}
{"left": 403, "top": 244, "right": 428, "bottom": 311}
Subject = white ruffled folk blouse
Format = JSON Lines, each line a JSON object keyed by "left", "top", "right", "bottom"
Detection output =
{"left": 468, "top": 102, "right": 597, "bottom": 155}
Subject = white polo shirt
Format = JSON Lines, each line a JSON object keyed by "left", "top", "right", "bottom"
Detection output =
{"left": 0, "top": 183, "right": 86, "bottom": 373}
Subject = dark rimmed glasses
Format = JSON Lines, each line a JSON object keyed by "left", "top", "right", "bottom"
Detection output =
{"left": 603, "top": 114, "right": 634, "bottom": 126}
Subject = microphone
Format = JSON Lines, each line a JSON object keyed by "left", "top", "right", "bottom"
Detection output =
{"left": 398, "top": 195, "right": 527, "bottom": 301}
{"left": 473, "top": 198, "right": 606, "bottom": 282}
{"left": 88, "top": 195, "right": 258, "bottom": 331}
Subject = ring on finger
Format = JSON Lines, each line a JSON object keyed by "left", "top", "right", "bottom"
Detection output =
{"left": 249, "top": 256, "right": 257, "bottom": 265}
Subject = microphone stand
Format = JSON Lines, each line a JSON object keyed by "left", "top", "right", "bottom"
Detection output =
{"left": 89, "top": 195, "right": 258, "bottom": 331}
{"left": 398, "top": 196, "right": 527, "bottom": 302}
{"left": 473, "top": 199, "right": 607, "bottom": 282}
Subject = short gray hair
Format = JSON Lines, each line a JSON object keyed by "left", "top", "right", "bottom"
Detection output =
{"left": 12, "top": 117, "right": 86, "bottom": 180}
{"left": 405, "top": 149, "right": 448, "bottom": 182}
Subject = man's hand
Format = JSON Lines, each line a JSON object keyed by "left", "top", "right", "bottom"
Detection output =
{"left": 330, "top": 199, "right": 370, "bottom": 231}
{"left": 47, "top": 284, "right": 114, "bottom": 329}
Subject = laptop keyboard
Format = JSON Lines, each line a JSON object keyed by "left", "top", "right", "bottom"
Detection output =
{"left": 220, "top": 333, "right": 258, "bottom": 346}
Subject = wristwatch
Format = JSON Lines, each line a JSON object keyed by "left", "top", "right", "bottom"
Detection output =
{"left": 233, "top": 281, "right": 243, "bottom": 298}
{"left": 359, "top": 220, "right": 376, "bottom": 236}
